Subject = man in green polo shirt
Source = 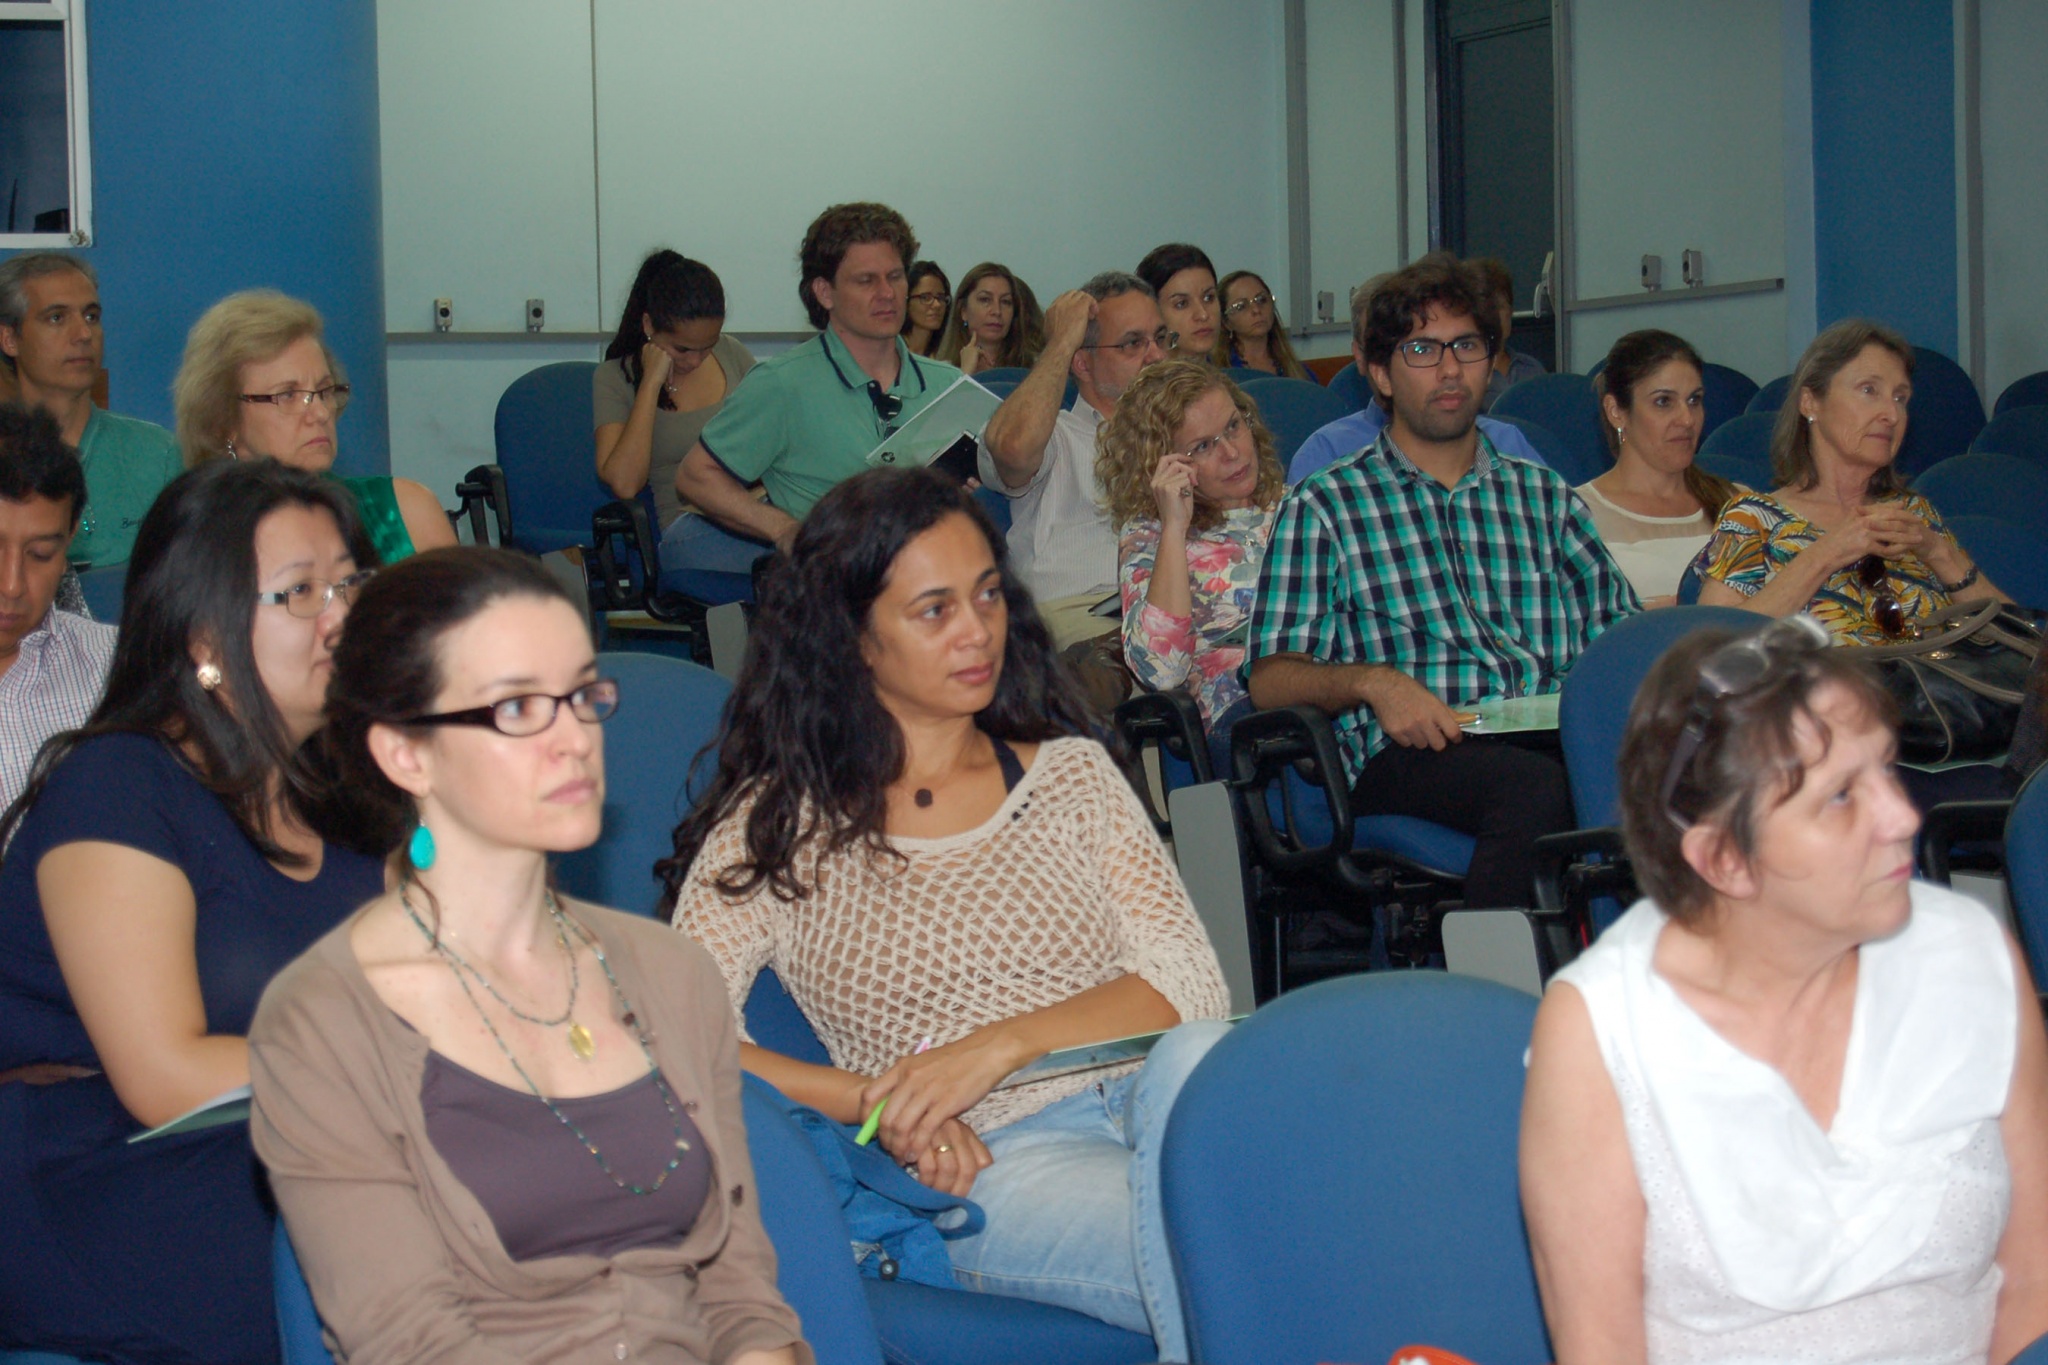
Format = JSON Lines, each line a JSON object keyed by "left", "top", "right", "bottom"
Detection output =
{"left": 673, "top": 202, "right": 960, "bottom": 570}
{"left": 0, "top": 253, "right": 183, "bottom": 568}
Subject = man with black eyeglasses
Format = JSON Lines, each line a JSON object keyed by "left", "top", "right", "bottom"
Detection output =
{"left": 1246, "top": 255, "right": 1638, "bottom": 911}
{"left": 980, "top": 271, "right": 1167, "bottom": 651}
{"left": 673, "top": 202, "right": 960, "bottom": 565}
{"left": 0, "top": 254, "right": 181, "bottom": 569}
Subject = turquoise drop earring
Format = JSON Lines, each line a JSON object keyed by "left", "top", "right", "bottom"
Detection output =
{"left": 409, "top": 824, "right": 437, "bottom": 870}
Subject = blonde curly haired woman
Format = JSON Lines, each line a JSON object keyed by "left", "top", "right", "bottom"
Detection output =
{"left": 1095, "top": 360, "right": 1287, "bottom": 759}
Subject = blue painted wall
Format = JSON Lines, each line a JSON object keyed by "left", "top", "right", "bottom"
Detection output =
{"left": 1, "top": 0, "right": 387, "bottom": 474}
{"left": 1809, "top": 0, "right": 1957, "bottom": 355}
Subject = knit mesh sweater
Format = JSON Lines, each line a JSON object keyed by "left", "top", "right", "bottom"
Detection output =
{"left": 672, "top": 737, "right": 1230, "bottom": 1132}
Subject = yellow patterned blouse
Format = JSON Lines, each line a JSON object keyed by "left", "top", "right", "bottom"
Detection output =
{"left": 1697, "top": 491, "right": 1961, "bottom": 645}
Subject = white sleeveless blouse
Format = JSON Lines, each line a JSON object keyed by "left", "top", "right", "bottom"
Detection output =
{"left": 1553, "top": 884, "right": 2016, "bottom": 1363}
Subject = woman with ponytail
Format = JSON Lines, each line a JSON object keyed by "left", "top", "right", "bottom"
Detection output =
{"left": 1575, "top": 330, "right": 1741, "bottom": 605}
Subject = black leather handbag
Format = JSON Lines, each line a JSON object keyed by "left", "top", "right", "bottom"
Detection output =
{"left": 1856, "top": 600, "right": 2043, "bottom": 764}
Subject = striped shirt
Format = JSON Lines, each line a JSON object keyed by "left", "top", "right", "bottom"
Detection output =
{"left": 1, "top": 609, "right": 116, "bottom": 815}
{"left": 1247, "top": 432, "right": 1640, "bottom": 781}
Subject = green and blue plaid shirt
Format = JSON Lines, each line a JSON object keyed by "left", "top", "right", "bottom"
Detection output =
{"left": 1248, "top": 432, "right": 1640, "bottom": 782}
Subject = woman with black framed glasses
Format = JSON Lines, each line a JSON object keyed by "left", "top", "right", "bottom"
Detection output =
{"left": 0, "top": 460, "right": 385, "bottom": 1364}
{"left": 250, "top": 546, "right": 805, "bottom": 1365}
{"left": 1521, "top": 617, "right": 2048, "bottom": 1361}
{"left": 175, "top": 289, "right": 457, "bottom": 564}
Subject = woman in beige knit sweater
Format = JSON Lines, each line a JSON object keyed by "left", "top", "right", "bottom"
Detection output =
{"left": 665, "top": 467, "right": 1230, "bottom": 1360}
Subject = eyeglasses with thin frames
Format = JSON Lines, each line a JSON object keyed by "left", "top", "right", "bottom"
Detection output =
{"left": 1175, "top": 414, "right": 1248, "bottom": 463}
{"left": 1658, "top": 614, "right": 1831, "bottom": 828}
{"left": 240, "top": 383, "right": 352, "bottom": 416}
{"left": 1083, "top": 327, "right": 1171, "bottom": 358}
{"left": 254, "top": 569, "right": 376, "bottom": 619}
{"left": 404, "top": 680, "right": 621, "bottom": 738}
{"left": 1394, "top": 336, "right": 1492, "bottom": 368}
{"left": 1225, "top": 292, "right": 1273, "bottom": 317}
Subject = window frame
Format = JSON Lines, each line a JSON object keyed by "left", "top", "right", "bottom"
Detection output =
{"left": 0, "top": 0, "right": 95, "bottom": 247}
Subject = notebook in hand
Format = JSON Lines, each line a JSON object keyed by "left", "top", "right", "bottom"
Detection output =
{"left": 865, "top": 375, "right": 1004, "bottom": 484}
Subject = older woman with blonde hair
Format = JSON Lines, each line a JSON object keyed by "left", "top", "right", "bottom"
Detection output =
{"left": 936, "top": 262, "right": 1040, "bottom": 377}
{"left": 1095, "top": 360, "right": 1286, "bottom": 749}
{"left": 174, "top": 290, "right": 455, "bottom": 563}
{"left": 1695, "top": 318, "right": 2005, "bottom": 642}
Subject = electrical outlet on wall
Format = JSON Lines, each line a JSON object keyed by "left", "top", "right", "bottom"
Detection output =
{"left": 1682, "top": 249, "right": 1705, "bottom": 288}
{"left": 1316, "top": 290, "right": 1335, "bottom": 323}
{"left": 433, "top": 297, "right": 453, "bottom": 331}
{"left": 526, "top": 298, "right": 545, "bottom": 332}
{"left": 1640, "top": 255, "right": 1662, "bottom": 291}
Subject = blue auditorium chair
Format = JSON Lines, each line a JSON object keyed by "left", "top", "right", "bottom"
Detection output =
{"left": 1995, "top": 370, "right": 2048, "bottom": 417}
{"left": 1746, "top": 373, "right": 1793, "bottom": 415}
{"left": 1694, "top": 410, "right": 1777, "bottom": 491}
{"left": 1239, "top": 375, "right": 1354, "bottom": 473}
{"left": 553, "top": 651, "right": 732, "bottom": 916}
{"left": 2005, "top": 767, "right": 2048, "bottom": 987}
{"left": 74, "top": 563, "right": 125, "bottom": 623}
{"left": 1968, "top": 404, "right": 2048, "bottom": 470}
{"left": 1944, "top": 516, "right": 2048, "bottom": 610}
{"left": 273, "top": 1224, "right": 334, "bottom": 1365}
{"left": 1894, "top": 347, "right": 1986, "bottom": 480}
{"left": 1324, "top": 363, "right": 1372, "bottom": 412}
{"left": 492, "top": 361, "right": 612, "bottom": 556}
{"left": 1161, "top": 971, "right": 1550, "bottom": 1365}
{"left": 1488, "top": 373, "right": 1608, "bottom": 485}
{"left": 1487, "top": 413, "right": 1572, "bottom": 475}
{"left": 1698, "top": 361, "right": 1760, "bottom": 443}
{"left": 969, "top": 366, "right": 1028, "bottom": 388}
{"left": 738, "top": 978, "right": 1158, "bottom": 1365}
{"left": 1913, "top": 452, "right": 2048, "bottom": 531}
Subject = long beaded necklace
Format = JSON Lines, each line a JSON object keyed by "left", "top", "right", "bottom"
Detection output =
{"left": 398, "top": 883, "right": 689, "bottom": 1196}
{"left": 399, "top": 883, "right": 592, "bottom": 1057}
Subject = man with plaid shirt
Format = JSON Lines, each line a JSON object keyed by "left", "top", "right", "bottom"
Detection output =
{"left": 1246, "top": 256, "right": 1638, "bottom": 907}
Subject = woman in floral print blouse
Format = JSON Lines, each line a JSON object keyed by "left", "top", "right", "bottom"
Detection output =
{"left": 1095, "top": 361, "right": 1287, "bottom": 748}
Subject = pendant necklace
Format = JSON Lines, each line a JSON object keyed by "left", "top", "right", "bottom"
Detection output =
{"left": 398, "top": 883, "right": 595, "bottom": 1060}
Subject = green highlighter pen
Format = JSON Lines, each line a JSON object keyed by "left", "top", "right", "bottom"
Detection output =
{"left": 854, "top": 1098, "right": 886, "bottom": 1146}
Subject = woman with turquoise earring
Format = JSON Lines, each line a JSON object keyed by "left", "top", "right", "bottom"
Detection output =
{"left": 248, "top": 547, "right": 807, "bottom": 1363}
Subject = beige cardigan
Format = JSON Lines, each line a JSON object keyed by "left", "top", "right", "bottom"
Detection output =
{"left": 249, "top": 904, "right": 811, "bottom": 1365}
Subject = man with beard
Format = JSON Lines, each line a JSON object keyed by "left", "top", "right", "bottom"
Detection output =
{"left": 1245, "top": 255, "right": 1638, "bottom": 910}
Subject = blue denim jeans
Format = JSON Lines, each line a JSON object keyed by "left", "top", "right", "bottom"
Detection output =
{"left": 657, "top": 510, "right": 771, "bottom": 577}
{"left": 945, "top": 1019, "right": 1230, "bottom": 1363}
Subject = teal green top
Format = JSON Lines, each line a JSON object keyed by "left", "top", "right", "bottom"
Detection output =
{"left": 697, "top": 330, "right": 960, "bottom": 520}
{"left": 69, "top": 407, "right": 184, "bottom": 568}
{"left": 333, "top": 475, "right": 417, "bottom": 564}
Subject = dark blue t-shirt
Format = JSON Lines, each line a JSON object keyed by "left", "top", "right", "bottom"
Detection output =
{"left": 0, "top": 732, "right": 381, "bottom": 1070}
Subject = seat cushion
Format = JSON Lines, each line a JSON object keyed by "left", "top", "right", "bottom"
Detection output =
{"left": 863, "top": 1281, "right": 1155, "bottom": 1365}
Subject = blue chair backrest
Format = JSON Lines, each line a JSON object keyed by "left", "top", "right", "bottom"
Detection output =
{"left": 1945, "top": 516, "right": 2048, "bottom": 611}
{"left": 75, "top": 563, "right": 125, "bottom": 623}
{"left": 1489, "top": 373, "right": 1608, "bottom": 484}
{"left": 2006, "top": 767, "right": 2048, "bottom": 987}
{"left": 1699, "top": 361, "right": 1760, "bottom": 443}
{"left": 972, "top": 366, "right": 1029, "bottom": 387}
{"left": 975, "top": 378, "right": 1018, "bottom": 401}
{"left": 1694, "top": 411, "right": 1776, "bottom": 491}
{"left": 740, "top": 1075, "right": 888, "bottom": 1365}
{"left": 1559, "top": 606, "right": 1764, "bottom": 827}
{"left": 1996, "top": 371, "right": 2048, "bottom": 417}
{"left": 1161, "top": 972, "right": 1548, "bottom": 1365}
{"left": 743, "top": 967, "right": 833, "bottom": 1067}
{"left": 1894, "top": 347, "right": 1987, "bottom": 479}
{"left": 1912, "top": 451, "right": 2048, "bottom": 531}
{"left": 274, "top": 1223, "right": 335, "bottom": 1365}
{"left": 554, "top": 650, "right": 731, "bottom": 915}
{"left": 1746, "top": 373, "right": 1794, "bottom": 415}
{"left": 1487, "top": 413, "right": 1572, "bottom": 475}
{"left": 1969, "top": 404, "right": 2048, "bottom": 469}
{"left": 1324, "top": 363, "right": 1372, "bottom": 411}
{"left": 494, "top": 360, "right": 611, "bottom": 555}
{"left": 1240, "top": 376, "right": 1354, "bottom": 471}
{"left": 971, "top": 483, "right": 1011, "bottom": 534}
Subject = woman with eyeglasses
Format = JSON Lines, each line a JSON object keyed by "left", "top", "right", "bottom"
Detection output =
{"left": 1137, "top": 243, "right": 1221, "bottom": 365}
{"left": 666, "top": 468, "right": 1230, "bottom": 1359}
{"left": 1214, "top": 271, "right": 1309, "bottom": 379}
{"left": 1695, "top": 318, "right": 2007, "bottom": 642}
{"left": 937, "top": 261, "right": 1040, "bottom": 376}
{"left": 0, "top": 460, "right": 384, "bottom": 1364}
{"left": 1578, "top": 330, "right": 1741, "bottom": 606}
{"left": 1095, "top": 361, "right": 1285, "bottom": 762}
{"left": 1521, "top": 616, "right": 2048, "bottom": 1361}
{"left": 902, "top": 260, "right": 953, "bottom": 357}
{"left": 175, "top": 290, "right": 457, "bottom": 564}
{"left": 594, "top": 250, "right": 757, "bottom": 555}
{"left": 249, "top": 547, "right": 806, "bottom": 1364}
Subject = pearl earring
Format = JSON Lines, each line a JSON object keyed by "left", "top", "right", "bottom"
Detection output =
{"left": 196, "top": 661, "right": 222, "bottom": 691}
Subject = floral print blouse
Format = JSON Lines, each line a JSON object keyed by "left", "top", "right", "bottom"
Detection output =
{"left": 1118, "top": 504, "right": 1280, "bottom": 725}
{"left": 1696, "top": 490, "right": 1962, "bottom": 645}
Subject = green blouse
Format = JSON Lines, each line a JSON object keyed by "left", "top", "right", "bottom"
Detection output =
{"left": 333, "top": 475, "right": 416, "bottom": 565}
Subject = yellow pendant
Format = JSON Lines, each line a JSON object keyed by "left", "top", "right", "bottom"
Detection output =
{"left": 568, "top": 1022, "right": 596, "bottom": 1060}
